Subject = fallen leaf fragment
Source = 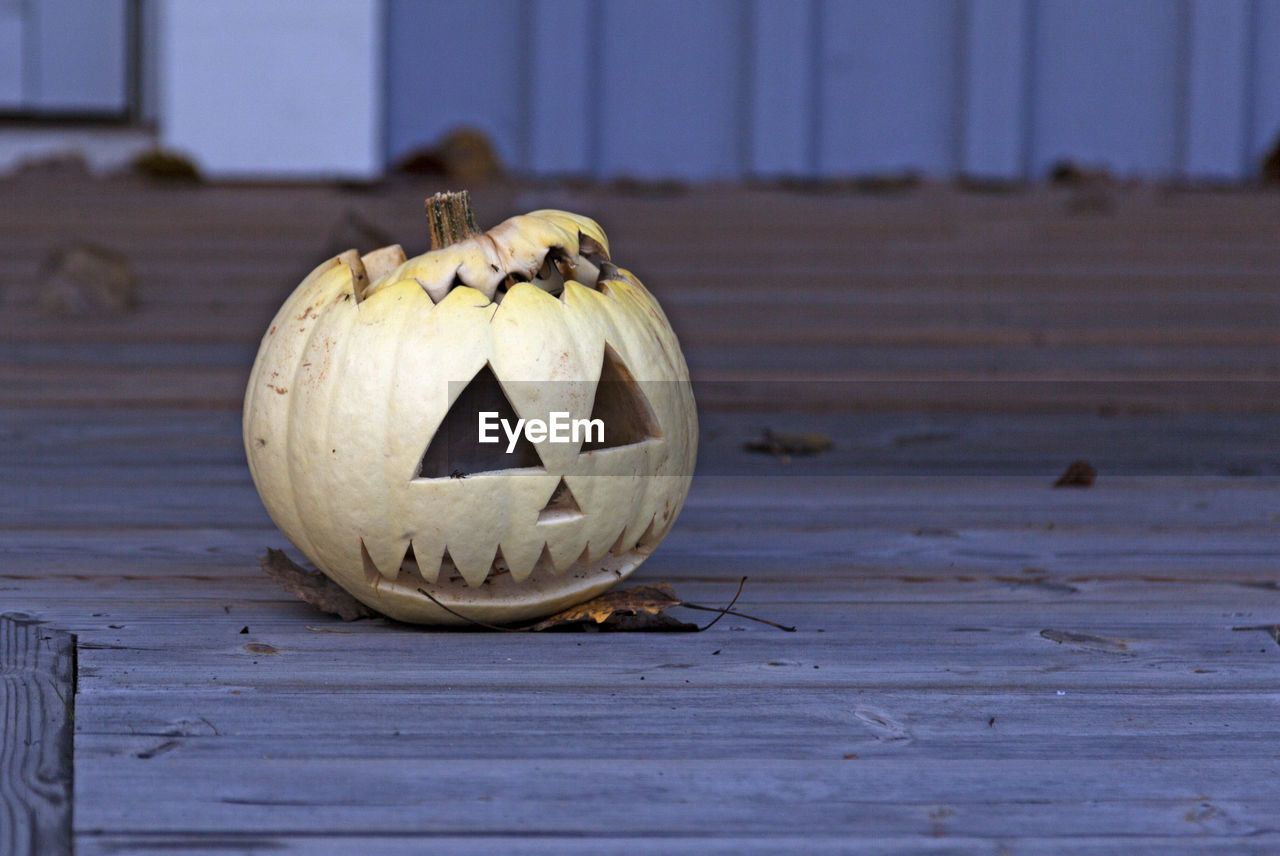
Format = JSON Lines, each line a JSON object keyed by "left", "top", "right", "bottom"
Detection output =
{"left": 529, "top": 583, "right": 693, "bottom": 631}
{"left": 243, "top": 643, "right": 278, "bottom": 655}
{"left": 1054, "top": 459, "right": 1096, "bottom": 487}
{"left": 1039, "top": 628, "right": 1129, "bottom": 653}
{"left": 1263, "top": 137, "right": 1280, "bottom": 184}
{"left": 393, "top": 127, "right": 505, "bottom": 181}
{"left": 744, "top": 429, "right": 833, "bottom": 458}
{"left": 260, "top": 548, "right": 379, "bottom": 621}
{"left": 34, "top": 243, "right": 137, "bottom": 315}
{"left": 132, "top": 147, "right": 201, "bottom": 181}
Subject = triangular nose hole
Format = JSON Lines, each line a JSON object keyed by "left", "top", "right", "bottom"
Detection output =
{"left": 581, "top": 344, "right": 662, "bottom": 451}
{"left": 538, "top": 477, "right": 584, "bottom": 523}
{"left": 417, "top": 363, "right": 548, "bottom": 478}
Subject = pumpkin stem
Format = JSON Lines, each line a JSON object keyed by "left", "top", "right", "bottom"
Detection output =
{"left": 425, "top": 191, "right": 481, "bottom": 250}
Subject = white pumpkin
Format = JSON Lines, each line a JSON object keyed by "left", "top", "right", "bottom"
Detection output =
{"left": 244, "top": 192, "right": 697, "bottom": 624}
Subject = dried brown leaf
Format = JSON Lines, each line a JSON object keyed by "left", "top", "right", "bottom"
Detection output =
{"left": 132, "top": 147, "right": 202, "bottom": 182}
{"left": 260, "top": 548, "right": 379, "bottom": 621}
{"left": 529, "top": 583, "right": 687, "bottom": 631}
{"left": 393, "top": 127, "right": 504, "bottom": 181}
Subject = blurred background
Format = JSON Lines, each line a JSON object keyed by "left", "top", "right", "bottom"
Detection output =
{"left": 3, "top": 0, "right": 1280, "bottom": 476}
{"left": 2, "top": 0, "right": 1278, "bottom": 183}
{"left": 9, "top": 6, "right": 1280, "bottom": 847}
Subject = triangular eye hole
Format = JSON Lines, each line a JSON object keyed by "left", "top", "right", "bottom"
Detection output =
{"left": 581, "top": 344, "right": 662, "bottom": 451}
{"left": 538, "top": 477, "right": 584, "bottom": 523}
{"left": 416, "top": 363, "right": 547, "bottom": 479}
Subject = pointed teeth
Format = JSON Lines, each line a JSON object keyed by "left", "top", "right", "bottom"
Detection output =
{"left": 491, "top": 546, "right": 510, "bottom": 579}
{"left": 530, "top": 543, "right": 557, "bottom": 577}
{"left": 447, "top": 541, "right": 498, "bottom": 588}
{"left": 609, "top": 526, "right": 634, "bottom": 556}
{"left": 410, "top": 539, "right": 443, "bottom": 584}
{"left": 634, "top": 515, "right": 661, "bottom": 553}
{"left": 360, "top": 537, "right": 409, "bottom": 581}
{"left": 502, "top": 540, "right": 545, "bottom": 583}
{"left": 360, "top": 540, "right": 379, "bottom": 585}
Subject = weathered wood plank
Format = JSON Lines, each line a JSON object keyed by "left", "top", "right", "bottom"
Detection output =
{"left": 68, "top": 833, "right": 1280, "bottom": 856}
{"left": 7, "top": 365, "right": 1280, "bottom": 411}
{"left": 6, "top": 527, "right": 1280, "bottom": 595}
{"left": 12, "top": 338, "right": 1280, "bottom": 372}
{"left": 72, "top": 721, "right": 1280, "bottom": 764}
{"left": 71, "top": 757, "right": 1280, "bottom": 837}
{"left": 5, "top": 179, "right": 1280, "bottom": 850}
{"left": 9, "top": 472, "right": 1280, "bottom": 529}
{"left": 0, "top": 614, "right": 75, "bottom": 856}
{"left": 67, "top": 615, "right": 1280, "bottom": 694}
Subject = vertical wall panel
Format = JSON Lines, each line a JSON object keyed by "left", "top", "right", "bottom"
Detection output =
{"left": 597, "top": 0, "right": 745, "bottom": 179}
{"left": 137, "top": 0, "right": 162, "bottom": 123}
{"left": 373, "top": 0, "right": 1280, "bottom": 182}
{"left": 1184, "top": 0, "right": 1251, "bottom": 178}
{"left": 1251, "top": 0, "right": 1280, "bottom": 168}
{"left": 1030, "top": 0, "right": 1181, "bottom": 177}
{"left": 960, "top": 0, "right": 1029, "bottom": 178}
{"left": 0, "top": 2, "right": 23, "bottom": 108}
{"left": 385, "top": 0, "right": 525, "bottom": 167}
{"left": 817, "top": 0, "right": 960, "bottom": 175}
{"left": 528, "top": 0, "right": 592, "bottom": 175}
{"left": 748, "top": 0, "right": 817, "bottom": 176}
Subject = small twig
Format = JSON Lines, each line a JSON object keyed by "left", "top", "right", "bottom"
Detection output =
{"left": 414, "top": 577, "right": 795, "bottom": 633}
{"left": 682, "top": 578, "right": 797, "bottom": 632}
{"left": 692, "top": 576, "right": 746, "bottom": 632}
{"left": 1232, "top": 624, "right": 1280, "bottom": 645}
{"left": 417, "top": 588, "right": 528, "bottom": 632}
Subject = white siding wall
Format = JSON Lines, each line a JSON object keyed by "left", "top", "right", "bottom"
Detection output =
{"left": 384, "top": 0, "right": 1280, "bottom": 181}
{"left": 156, "top": 0, "right": 383, "bottom": 179}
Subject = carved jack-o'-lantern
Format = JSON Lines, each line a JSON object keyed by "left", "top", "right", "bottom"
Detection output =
{"left": 244, "top": 192, "right": 697, "bottom": 624}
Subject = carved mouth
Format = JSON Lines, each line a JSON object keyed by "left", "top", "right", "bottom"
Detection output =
{"left": 361, "top": 515, "right": 665, "bottom": 600}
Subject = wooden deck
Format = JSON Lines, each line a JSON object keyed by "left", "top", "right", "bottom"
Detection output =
{"left": 3, "top": 173, "right": 1280, "bottom": 854}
